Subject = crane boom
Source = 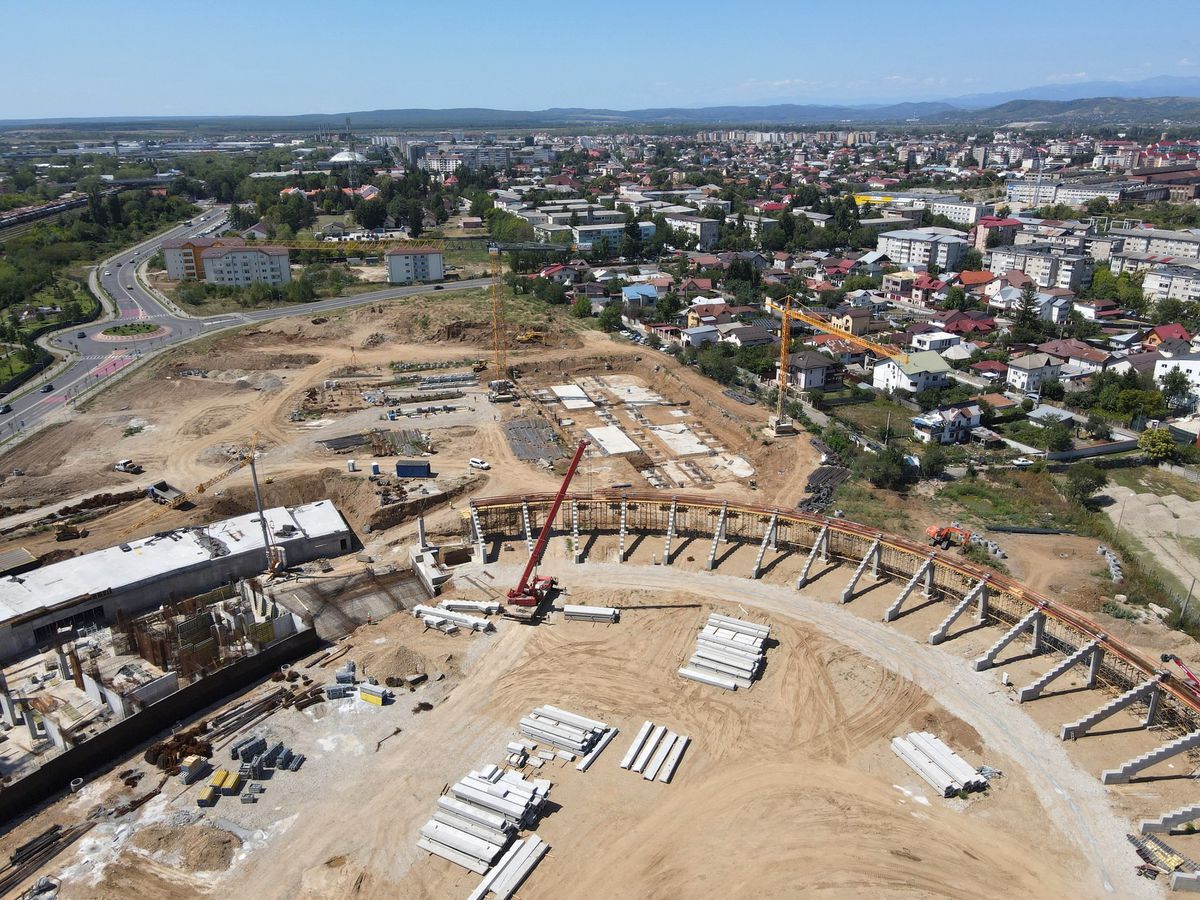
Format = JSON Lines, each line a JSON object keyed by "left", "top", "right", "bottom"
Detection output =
{"left": 507, "top": 438, "right": 588, "bottom": 609}
{"left": 766, "top": 299, "right": 908, "bottom": 364}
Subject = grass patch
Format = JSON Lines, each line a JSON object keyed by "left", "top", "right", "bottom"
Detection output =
{"left": 1101, "top": 600, "right": 1139, "bottom": 620}
{"left": 1107, "top": 464, "right": 1200, "bottom": 503}
{"left": 103, "top": 322, "right": 158, "bottom": 336}
{"left": 830, "top": 481, "right": 912, "bottom": 532}
{"left": 937, "top": 472, "right": 1083, "bottom": 530}
{"left": 122, "top": 425, "right": 144, "bottom": 437}
{"left": 831, "top": 395, "right": 914, "bottom": 439}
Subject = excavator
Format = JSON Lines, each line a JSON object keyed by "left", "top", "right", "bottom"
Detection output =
{"left": 1162, "top": 654, "right": 1200, "bottom": 696}
{"left": 504, "top": 438, "right": 588, "bottom": 623}
{"left": 926, "top": 524, "right": 972, "bottom": 552}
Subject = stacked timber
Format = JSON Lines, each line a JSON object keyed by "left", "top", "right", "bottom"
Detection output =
{"left": 678, "top": 613, "right": 770, "bottom": 690}
{"left": 418, "top": 765, "right": 551, "bottom": 874}
{"left": 618, "top": 720, "right": 690, "bottom": 784}
{"left": 413, "top": 604, "right": 493, "bottom": 633}
{"left": 890, "top": 731, "right": 988, "bottom": 797}
{"left": 562, "top": 604, "right": 619, "bottom": 623}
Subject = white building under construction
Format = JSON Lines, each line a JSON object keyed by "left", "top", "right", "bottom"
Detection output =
{"left": 0, "top": 501, "right": 352, "bottom": 660}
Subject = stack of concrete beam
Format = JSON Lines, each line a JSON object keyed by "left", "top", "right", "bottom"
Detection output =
{"left": 619, "top": 720, "right": 690, "bottom": 784}
{"left": 519, "top": 706, "right": 609, "bottom": 755}
{"left": 414, "top": 603, "right": 493, "bottom": 633}
{"left": 419, "top": 764, "right": 551, "bottom": 874}
{"left": 441, "top": 599, "right": 501, "bottom": 615}
{"left": 562, "top": 604, "right": 619, "bottom": 623}
{"left": 678, "top": 613, "right": 769, "bottom": 690}
{"left": 890, "top": 731, "right": 987, "bottom": 798}
{"left": 505, "top": 741, "right": 529, "bottom": 767}
{"left": 467, "top": 834, "right": 551, "bottom": 900}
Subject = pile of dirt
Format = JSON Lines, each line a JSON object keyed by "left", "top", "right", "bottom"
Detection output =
{"left": 208, "top": 468, "right": 374, "bottom": 524}
{"left": 432, "top": 319, "right": 491, "bottom": 344}
{"left": 129, "top": 822, "right": 242, "bottom": 872}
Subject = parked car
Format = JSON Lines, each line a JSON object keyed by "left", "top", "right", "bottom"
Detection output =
{"left": 1011, "top": 457, "right": 1035, "bottom": 468}
{"left": 468, "top": 457, "right": 491, "bottom": 470}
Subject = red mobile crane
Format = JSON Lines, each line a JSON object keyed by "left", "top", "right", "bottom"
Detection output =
{"left": 505, "top": 438, "right": 589, "bottom": 622}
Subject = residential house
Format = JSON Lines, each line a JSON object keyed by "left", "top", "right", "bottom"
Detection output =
{"left": 829, "top": 307, "right": 871, "bottom": 336}
{"left": 687, "top": 302, "right": 731, "bottom": 328}
{"left": 782, "top": 351, "right": 841, "bottom": 390}
{"left": 1036, "top": 338, "right": 1112, "bottom": 373}
{"left": 937, "top": 310, "right": 995, "bottom": 336}
{"left": 1108, "top": 350, "right": 1161, "bottom": 377}
{"left": 621, "top": 284, "right": 659, "bottom": 309}
{"left": 1073, "top": 297, "right": 1123, "bottom": 321}
{"left": 882, "top": 271, "right": 918, "bottom": 302}
{"left": 872, "top": 351, "right": 952, "bottom": 393}
{"left": 912, "top": 404, "right": 983, "bottom": 444}
{"left": 910, "top": 330, "right": 961, "bottom": 353}
{"left": 1006, "top": 353, "right": 1062, "bottom": 394}
{"left": 717, "top": 323, "right": 774, "bottom": 348}
{"left": 1144, "top": 323, "right": 1192, "bottom": 350}
{"left": 680, "top": 325, "right": 719, "bottom": 348}
{"left": 1154, "top": 352, "right": 1200, "bottom": 403}
{"left": 538, "top": 264, "right": 577, "bottom": 285}
{"left": 971, "top": 360, "right": 1009, "bottom": 382}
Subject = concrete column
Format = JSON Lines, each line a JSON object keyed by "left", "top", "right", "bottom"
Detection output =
{"left": 1088, "top": 644, "right": 1106, "bottom": 688}
{"left": 707, "top": 502, "right": 728, "bottom": 571}
{"left": 0, "top": 672, "right": 16, "bottom": 728}
{"left": 571, "top": 500, "right": 581, "bottom": 564}
{"left": 663, "top": 498, "right": 678, "bottom": 566}
{"left": 870, "top": 534, "right": 883, "bottom": 578}
{"left": 618, "top": 498, "right": 627, "bottom": 562}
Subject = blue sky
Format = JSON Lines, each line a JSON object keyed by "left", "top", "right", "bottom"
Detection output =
{"left": 3, "top": 0, "right": 1199, "bottom": 117}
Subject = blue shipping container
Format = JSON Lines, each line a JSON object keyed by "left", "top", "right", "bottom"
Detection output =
{"left": 395, "top": 460, "right": 432, "bottom": 478}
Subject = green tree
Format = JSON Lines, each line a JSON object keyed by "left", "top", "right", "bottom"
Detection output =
{"left": 920, "top": 442, "right": 948, "bottom": 478}
{"left": 598, "top": 302, "right": 623, "bottom": 332}
{"left": 861, "top": 445, "right": 909, "bottom": 490}
{"left": 1138, "top": 427, "right": 1179, "bottom": 461}
{"left": 1012, "top": 283, "right": 1042, "bottom": 342}
{"left": 569, "top": 295, "right": 591, "bottom": 318}
{"left": 355, "top": 198, "right": 388, "bottom": 230}
{"left": 1161, "top": 368, "right": 1194, "bottom": 410}
{"left": 1063, "top": 463, "right": 1108, "bottom": 506}
{"left": 406, "top": 200, "right": 425, "bottom": 238}
{"left": 1043, "top": 423, "right": 1073, "bottom": 452}
{"left": 654, "top": 292, "right": 681, "bottom": 323}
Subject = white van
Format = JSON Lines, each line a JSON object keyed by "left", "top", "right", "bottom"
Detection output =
{"left": 469, "top": 458, "right": 491, "bottom": 470}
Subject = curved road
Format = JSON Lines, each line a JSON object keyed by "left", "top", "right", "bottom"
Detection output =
{"left": 1, "top": 208, "right": 491, "bottom": 442}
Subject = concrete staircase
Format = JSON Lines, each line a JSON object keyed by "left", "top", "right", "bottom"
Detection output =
{"left": 1018, "top": 639, "right": 1101, "bottom": 702}
{"left": 1102, "top": 729, "right": 1200, "bottom": 784}
{"left": 1140, "top": 804, "right": 1200, "bottom": 834}
{"left": 618, "top": 498, "right": 628, "bottom": 562}
{"left": 469, "top": 504, "right": 486, "bottom": 560}
{"left": 663, "top": 498, "right": 677, "bottom": 565}
{"left": 796, "top": 524, "right": 828, "bottom": 589}
{"left": 1060, "top": 678, "right": 1159, "bottom": 740}
{"left": 884, "top": 556, "right": 933, "bottom": 622}
{"left": 751, "top": 512, "right": 777, "bottom": 579}
{"left": 840, "top": 536, "right": 880, "bottom": 604}
{"left": 974, "top": 609, "right": 1044, "bottom": 671}
{"left": 706, "top": 502, "right": 727, "bottom": 571}
{"left": 521, "top": 499, "right": 534, "bottom": 554}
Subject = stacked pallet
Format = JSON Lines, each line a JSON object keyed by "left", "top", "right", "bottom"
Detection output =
{"left": 562, "top": 604, "right": 619, "bottom": 623}
{"left": 413, "top": 603, "right": 493, "bottom": 633}
{"left": 678, "top": 613, "right": 769, "bottom": 690}
{"left": 418, "top": 765, "right": 551, "bottom": 874}
{"left": 467, "top": 835, "right": 551, "bottom": 900}
{"left": 890, "top": 731, "right": 988, "bottom": 798}
{"left": 618, "top": 720, "right": 690, "bottom": 784}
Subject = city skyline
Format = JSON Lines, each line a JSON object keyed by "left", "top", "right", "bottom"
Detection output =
{"left": 4, "top": 0, "right": 1200, "bottom": 118}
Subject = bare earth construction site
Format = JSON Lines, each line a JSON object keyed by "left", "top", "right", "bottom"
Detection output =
{"left": 0, "top": 295, "right": 1197, "bottom": 899}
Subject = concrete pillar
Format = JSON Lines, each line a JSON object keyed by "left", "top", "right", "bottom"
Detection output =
{"left": 417, "top": 513, "right": 429, "bottom": 551}
{"left": 0, "top": 672, "right": 16, "bottom": 728}
{"left": 663, "top": 498, "right": 678, "bottom": 566}
{"left": 1088, "top": 644, "right": 1106, "bottom": 688}
{"left": 571, "top": 500, "right": 581, "bottom": 564}
{"left": 707, "top": 502, "right": 728, "bottom": 571}
{"left": 618, "top": 498, "right": 628, "bottom": 562}
{"left": 870, "top": 534, "right": 883, "bottom": 578}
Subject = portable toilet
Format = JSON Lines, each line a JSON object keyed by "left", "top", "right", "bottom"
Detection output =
{"left": 370, "top": 462, "right": 381, "bottom": 476}
{"left": 347, "top": 459, "right": 358, "bottom": 473}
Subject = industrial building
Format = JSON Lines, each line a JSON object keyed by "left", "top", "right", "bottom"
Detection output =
{"left": 0, "top": 501, "right": 352, "bottom": 660}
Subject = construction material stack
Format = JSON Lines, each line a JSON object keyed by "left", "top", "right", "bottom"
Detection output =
{"left": 413, "top": 603, "right": 493, "bottom": 633}
{"left": 418, "top": 764, "right": 552, "bottom": 875}
{"left": 678, "top": 613, "right": 770, "bottom": 690}
{"left": 562, "top": 604, "right": 619, "bottom": 624}
{"left": 890, "top": 731, "right": 988, "bottom": 798}
{"left": 618, "top": 720, "right": 690, "bottom": 784}
{"left": 518, "top": 705, "right": 616, "bottom": 771}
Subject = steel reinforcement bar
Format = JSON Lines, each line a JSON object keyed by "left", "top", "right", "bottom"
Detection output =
{"left": 469, "top": 491, "right": 1200, "bottom": 729}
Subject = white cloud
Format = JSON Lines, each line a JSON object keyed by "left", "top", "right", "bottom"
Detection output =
{"left": 1045, "top": 71, "right": 1089, "bottom": 83}
{"left": 1181, "top": 57, "right": 1194, "bottom": 67}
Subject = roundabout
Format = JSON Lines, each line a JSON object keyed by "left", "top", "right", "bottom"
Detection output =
{"left": 96, "top": 322, "right": 170, "bottom": 342}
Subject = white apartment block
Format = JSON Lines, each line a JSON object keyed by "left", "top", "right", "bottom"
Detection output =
{"left": 162, "top": 236, "right": 245, "bottom": 281}
{"left": 664, "top": 214, "right": 720, "bottom": 250}
{"left": 572, "top": 221, "right": 655, "bottom": 251}
{"left": 1108, "top": 227, "right": 1200, "bottom": 260}
{"left": 200, "top": 245, "right": 291, "bottom": 287}
{"left": 876, "top": 228, "right": 968, "bottom": 271}
{"left": 987, "top": 246, "right": 1093, "bottom": 291}
{"left": 385, "top": 247, "right": 445, "bottom": 284}
{"left": 1143, "top": 263, "right": 1200, "bottom": 303}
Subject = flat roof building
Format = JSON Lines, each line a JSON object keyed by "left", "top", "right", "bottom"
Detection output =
{"left": 0, "top": 501, "right": 351, "bottom": 660}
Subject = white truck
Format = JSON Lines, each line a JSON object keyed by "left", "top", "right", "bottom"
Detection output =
{"left": 114, "top": 459, "right": 143, "bottom": 474}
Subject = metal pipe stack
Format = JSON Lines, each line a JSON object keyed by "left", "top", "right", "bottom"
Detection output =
{"left": 890, "top": 731, "right": 988, "bottom": 797}
{"left": 418, "top": 765, "right": 552, "bottom": 875}
{"left": 678, "top": 613, "right": 770, "bottom": 690}
{"left": 562, "top": 604, "right": 619, "bottom": 623}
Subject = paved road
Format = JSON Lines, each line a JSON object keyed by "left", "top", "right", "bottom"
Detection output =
{"left": 0, "top": 210, "right": 492, "bottom": 442}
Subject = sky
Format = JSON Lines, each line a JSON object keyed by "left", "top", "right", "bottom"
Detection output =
{"left": 3, "top": 0, "right": 1200, "bottom": 119}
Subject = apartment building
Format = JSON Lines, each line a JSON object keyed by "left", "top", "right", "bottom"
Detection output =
{"left": 987, "top": 245, "right": 1093, "bottom": 292}
{"left": 162, "top": 236, "right": 246, "bottom": 281}
{"left": 1142, "top": 262, "right": 1200, "bottom": 303}
{"left": 572, "top": 221, "right": 655, "bottom": 251}
{"left": 385, "top": 246, "right": 445, "bottom": 284}
{"left": 664, "top": 214, "right": 720, "bottom": 250}
{"left": 1005, "top": 179, "right": 1169, "bottom": 207}
{"left": 1108, "top": 227, "right": 1200, "bottom": 259}
{"left": 876, "top": 228, "right": 968, "bottom": 271}
{"left": 200, "top": 245, "right": 291, "bottom": 287}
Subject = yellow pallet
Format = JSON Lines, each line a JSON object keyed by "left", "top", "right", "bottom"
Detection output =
{"left": 359, "top": 691, "right": 383, "bottom": 705}
{"left": 208, "top": 768, "right": 230, "bottom": 789}
{"left": 197, "top": 786, "right": 218, "bottom": 808}
{"left": 220, "top": 771, "right": 243, "bottom": 795}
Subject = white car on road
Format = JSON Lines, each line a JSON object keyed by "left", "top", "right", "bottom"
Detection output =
{"left": 1011, "top": 457, "right": 1036, "bottom": 468}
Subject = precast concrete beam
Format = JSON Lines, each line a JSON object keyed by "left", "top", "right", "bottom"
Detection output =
{"left": 796, "top": 523, "right": 829, "bottom": 590}
{"left": 973, "top": 609, "right": 1045, "bottom": 671}
{"left": 1018, "top": 639, "right": 1102, "bottom": 702}
{"left": 884, "top": 554, "right": 934, "bottom": 622}
{"left": 840, "top": 536, "right": 882, "bottom": 604}
{"left": 1061, "top": 677, "right": 1161, "bottom": 740}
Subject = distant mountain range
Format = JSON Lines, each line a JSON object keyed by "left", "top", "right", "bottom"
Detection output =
{"left": 7, "top": 81, "right": 1200, "bottom": 131}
